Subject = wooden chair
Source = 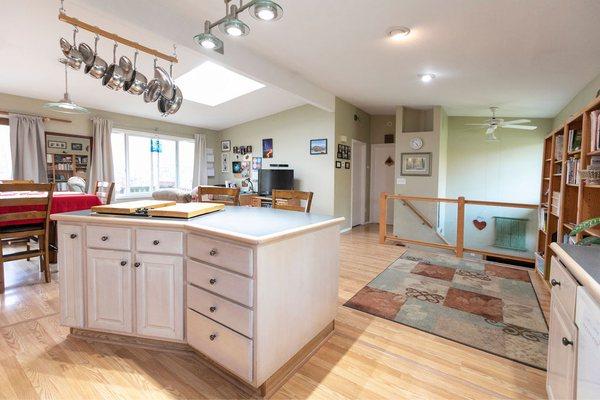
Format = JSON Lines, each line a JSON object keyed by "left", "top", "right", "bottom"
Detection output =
{"left": 0, "top": 183, "right": 54, "bottom": 293}
{"left": 0, "top": 180, "right": 36, "bottom": 257}
{"left": 0, "top": 180, "right": 34, "bottom": 184}
{"left": 272, "top": 189, "right": 313, "bottom": 213}
{"left": 197, "top": 186, "right": 241, "bottom": 206}
{"left": 93, "top": 181, "right": 115, "bottom": 205}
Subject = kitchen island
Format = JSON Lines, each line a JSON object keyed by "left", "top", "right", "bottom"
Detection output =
{"left": 51, "top": 207, "right": 343, "bottom": 397}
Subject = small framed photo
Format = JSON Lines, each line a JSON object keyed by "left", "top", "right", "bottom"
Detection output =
{"left": 233, "top": 146, "right": 239, "bottom": 154}
{"left": 71, "top": 143, "right": 83, "bottom": 151}
{"left": 247, "top": 145, "right": 253, "bottom": 153}
{"left": 401, "top": 152, "right": 432, "bottom": 176}
{"left": 335, "top": 161, "right": 342, "bottom": 168}
{"left": 232, "top": 161, "right": 242, "bottom": 174}
{"left": 344, "top": 162, "right": 350, "bottom": 169}
{"left": 262, "top": 138, "right": 273, "bottom": 158}
{"left": 337, "top": 151, "right": 342, "bottom": 159}
{"left": 240, "top": 146, "right": 246, "bottom": 155}
{"left": 48, "top": 140, "right": 67, "bottom": 149}
{"left": 221, "top": 140, "right": 231, "bottom": 152}
{"left": 310, "top": 138, "right": 327, "bottom": 155}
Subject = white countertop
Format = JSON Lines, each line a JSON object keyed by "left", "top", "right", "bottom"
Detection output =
{"left": 51, "top": 206, "right": 344, "bottom": 245}
{"left": 551, "top": 243, "right": 600, "bottom": 304}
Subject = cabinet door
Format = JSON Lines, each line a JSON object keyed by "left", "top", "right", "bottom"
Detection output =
{"left": 546, "top": 297, "right": 577, "bottom": 400}
{"left": 58, "top": 224, "right": 84, "bottom": 328}
{"left": 86, "top": 249, "right": 133, "bottom": 333}
{"left": 135, "top": 253, "right": 183, "bottom": 340}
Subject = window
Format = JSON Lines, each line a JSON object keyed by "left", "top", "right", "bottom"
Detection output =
{"left": 111, "top": 129, "right": 195, "bottom": 198}
{"left": 0, "top": 124, "right": 12, "bottom": 180}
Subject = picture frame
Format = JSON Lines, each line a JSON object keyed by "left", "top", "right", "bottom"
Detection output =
{"left": 335, "top": 161, "right": 342, "bottom": 168}
{"left": 48, "top": 140, "right": 67, "bottom": 149}
{"left": 221, "top": 152, "right": 230, "bottom": 173}
{"left": 221, "top": 140, "right": 231, "bottom": 152}
{"left": 71, "top": 143, "right": 83, "bottom": 151}
{"left": 310, "top": 138, "right": 328, "bottom": 155}
{"left": 247, "top": 145, "right": 253, "bottom": 153}
{"left": 401, "top": 152, "right": 432, "bottom": 176}
{"left": 232, "top": 161, "right": 242, "bottom": 174}
{"left": 262, "top": 138, "right": 273, "bottom": 158}
{"left": 233, "top": 146, "right": 239, "bottom": 154}
{"left": 345, "top": 162, "right": 350, "bottom": 169}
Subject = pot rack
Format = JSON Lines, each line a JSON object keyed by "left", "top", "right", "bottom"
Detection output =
{"left": 57, "top": 9, "right": 178, "bottom": 64}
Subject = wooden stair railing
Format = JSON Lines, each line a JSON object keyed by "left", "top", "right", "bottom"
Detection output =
{"left": 401, "top": 199, "right": 451, "bottom": 245}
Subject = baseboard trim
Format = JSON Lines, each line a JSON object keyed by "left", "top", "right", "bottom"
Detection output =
{"left": 340, "top": 227, "right": 352, "bottom": 234}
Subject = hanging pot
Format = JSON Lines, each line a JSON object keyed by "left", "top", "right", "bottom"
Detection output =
{"left": 164, "top": 86, "right": 183, "bottom": 115}
{"left": 119, "top": 55, "right": 133, "bottom": 81}
{"left": 84, "top": 35, "right": 107, "bottom": 79}
{"left": 123, "top": 51, "right": 148, "bottom": 95}
{"left": 154, "top": 66, "right": 174, "bottom": 100}
{"left": 144, "top": 79, "right": 162, "bottom": 103}
{"left": 59, "top": 28, "right": 83, "bottom": 70}
{"left": 102, "top": 43, "right": 126, "bottom": 91}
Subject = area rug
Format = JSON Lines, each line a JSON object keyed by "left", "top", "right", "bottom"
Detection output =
{"left": 344, "top": 249, "right": 548, "bottom": 370}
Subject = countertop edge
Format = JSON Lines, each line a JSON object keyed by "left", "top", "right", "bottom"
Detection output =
{"left": 550, "top": 242, "right": 600, "bottom": 304}
{"left": 50, "top": 213, "right": 345, "bottom": 245}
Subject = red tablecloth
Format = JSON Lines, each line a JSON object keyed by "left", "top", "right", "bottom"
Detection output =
{"left": 0, "top": 192, "right": 102, "bottom": 227}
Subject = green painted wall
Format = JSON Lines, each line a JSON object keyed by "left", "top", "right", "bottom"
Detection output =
{"left": 553, "top": 72, "right": 600, "bottom": 129}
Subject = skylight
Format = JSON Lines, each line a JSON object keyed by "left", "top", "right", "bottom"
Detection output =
{"left": 176, "top": 61, "right": 265, "bottom": 106}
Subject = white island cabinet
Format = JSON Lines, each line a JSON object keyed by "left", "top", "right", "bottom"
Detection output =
{"left": 53, "top": 206, "right": 343, "bottom": 397}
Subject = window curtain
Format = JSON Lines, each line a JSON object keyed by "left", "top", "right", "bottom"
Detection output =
{"left": 8, "top": 113, "right": 47, "bottom": 182}
{"left": 192, "top": 133, "right": 208, "bottom": 187}
{"left": 88, "top": 117, "right": 114, "bottom": 194}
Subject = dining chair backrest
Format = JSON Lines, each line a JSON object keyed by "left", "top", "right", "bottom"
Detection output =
{"left": 0, "top": 180, "right": 34, "bottom": 184}
{"left": 272, "top": 189, "right": 313, "bottom": 213}
{"left": 197, "top": 186, "right": 241, "bottom": 206}
{"left": 93, "top": 181, "right": 115, "bottom": 205}
{"left": 0, "top": 183, "right": 55, "bottom": 229}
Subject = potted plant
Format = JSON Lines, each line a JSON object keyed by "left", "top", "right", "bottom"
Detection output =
{"left": 569, "top": 217, "right": 600, "bottom": 245}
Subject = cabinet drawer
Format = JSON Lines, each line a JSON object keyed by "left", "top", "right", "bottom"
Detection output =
{"left": 547, "top": 297, "right": 577, "bottom": 400}
{"left": 187, "top": 260, "right": 253, "bottom": 307}
{"left": 187, "top": 284, "right": 253, "bottom": 338}
{"left": 187, "top": 308, "right": 253, "bottom": 383}
{"left": 87, "top": 225, "right": 131, "bottom": 251}
{"left": 550, "top": 257, "right": 578, "bottom": 320}
{"left": 187, "top": 234, "right": 253, "bottom": 277}
{"left": 136, "top": 229, "right": 183, "bottom": 255}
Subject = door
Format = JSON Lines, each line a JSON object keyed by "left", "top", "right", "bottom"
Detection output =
{"left": 86, "top": 249, "right": 133, "bottom": 333}
{"left": 135, "top": 253, "right": 184, "bottom": 340}
{"left": 351, "top": 139, "right": 367, "bottom": 227}
{"left": 58, "top": 224, "right": 84, "bottom": 328}
{"left": 370, "top": 144, "right": 395, "bottom": 224}
{"left": 546, "top": 297, "right": 577, "bottom": 400}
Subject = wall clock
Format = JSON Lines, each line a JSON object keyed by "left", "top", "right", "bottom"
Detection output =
{"left": 409, "top": 137, "right": 423, "bottom": 150}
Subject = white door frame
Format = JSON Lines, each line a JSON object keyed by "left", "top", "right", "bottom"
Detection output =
{"left": 350, "top": 139, "right": 367, "bottom": 227}
{"left": 369, "top": 143, "right": 395, "bottom": 224}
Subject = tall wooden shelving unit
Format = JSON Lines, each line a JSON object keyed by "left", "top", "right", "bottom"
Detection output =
{"left": 537, "top": 96, "right": 600, "bottom": 282}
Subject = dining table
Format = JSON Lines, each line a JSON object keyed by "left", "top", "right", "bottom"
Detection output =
{"left": 0, "top": 191, "right": 102, "bottom": 262}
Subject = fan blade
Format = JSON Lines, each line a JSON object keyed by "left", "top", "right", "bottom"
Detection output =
{"left": 502, "top": 125, "right": 537, "bottom": 130}
{"left": 486, "top": 126, "right": 497, "bottom": 135}
{"left": 465, "top": 124, "right": 490, "bottom": 126}
{"left": 501, "top": 119, "right": 530, "bottom": 125}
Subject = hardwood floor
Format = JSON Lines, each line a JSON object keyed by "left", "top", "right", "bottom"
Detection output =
{"left": 0, "top": 224, "right": 550, "bottom": 399}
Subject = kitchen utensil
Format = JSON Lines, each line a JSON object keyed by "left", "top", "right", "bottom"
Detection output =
{"left": 60, "top": 28, "right": 83, "bottom": 70}
{"left": 84, "top": 35, "right": 107, "bottom": 79}
{"left": 78, "top": 42, "right": 94, "bottom": 65}
{"left": 154, "top": 66, "right": 174, "bottom": 99}
{"left": 158, "top": 95, "right": 169, "bottom": 114}
{"left": 165, "top": 86, "right": 183, "bottom": 115}
{"left": 144, "top": 79, "right": 162, "bottom": 103}
{"left": 123, "top": 51, "right": 147, "bottom": 95}
{"left": 119, "top": 55, "right": 133, "bottom": 81}
{"left": 102, "top": 43, "right": 126, "bottom": 91}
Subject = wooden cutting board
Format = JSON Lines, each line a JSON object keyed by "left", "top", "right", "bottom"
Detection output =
{"left": 149, "top": 202, "right": 224, "bottom": 218}
{"left": 92, "top": 200, "right": 176, "bottom": 215}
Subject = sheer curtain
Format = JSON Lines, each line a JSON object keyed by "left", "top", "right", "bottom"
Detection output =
{"left": 192, "top": 133, "right": 208, "bottom": 187}
{"left": 88, "top": 117, "right": 114, "bottom": 193}
{"left": 8, "top": 113, "right": 47, "bottom": 182}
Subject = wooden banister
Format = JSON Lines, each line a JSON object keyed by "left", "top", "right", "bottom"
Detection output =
{"left": 402, "top": 200, "right": 434, "bottom": 229}
{"left": 456, "top": 196, "right": 465, "bottom": 257}
{"left": 379, "top": 192, "right": 388, "bottom": 244}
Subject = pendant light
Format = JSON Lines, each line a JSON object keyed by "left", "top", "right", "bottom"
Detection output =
{"left": 44, "top": 60, "right": 89, "bottom": 114}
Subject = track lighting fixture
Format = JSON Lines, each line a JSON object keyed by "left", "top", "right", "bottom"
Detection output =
{"left": 194, "top": 0, "right": 283, "bottom": 55}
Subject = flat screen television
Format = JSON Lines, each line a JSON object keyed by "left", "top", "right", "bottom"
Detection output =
{"left": 258, "top": 169, "right": 294, "bottom": 195}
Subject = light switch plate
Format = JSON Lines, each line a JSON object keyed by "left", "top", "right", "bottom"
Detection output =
{"left": 397, "top": 178, "right": 406, "bottom": 185}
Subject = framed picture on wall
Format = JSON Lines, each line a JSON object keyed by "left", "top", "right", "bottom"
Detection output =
{"left": 310, "top": 138, "right": 327, "bottom": 155}
{"left": 335, "top": 161, "right": 342, "bottom": 168}
{"left": 344, "top": 162, "right": 350, "bottom": 169}
{"left": 400, "top": 152, "right": 432, "bottom": 176}
{"left": 262, "top": 138, "right": 273, "bottom": 158}
{"left": 221, "top": 140, "right": 231, "bottom": 152}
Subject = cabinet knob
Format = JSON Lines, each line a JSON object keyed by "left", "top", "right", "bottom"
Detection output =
{"left": 209, "top": 248, "right": 218, "bottom": 256}
{"left": 209, "top": 278, "right": 217, "bottom": 285}
{"left": 101, "top": 236, "right": 109, "bottom": 242}
{"left": 153, "top": 240, "right": 160, "bottom": 246}
{"left": 209, "top": 306, "right": 217, "bottom": 313}
{"left": 562, "top": 337, "right": 574, "bottom": 346}
{"left": 134, "top": 262, "right": 141, "bottom": 268}
{"left": 70, "top": 233, "right": 77, "bottom": 239}
{"left": 551, "top": 279, "right": 561, "bottom": 287}
{"left": 120, "top": 260, "right": 127, "bottom": 266}
{"left": 209, "top": 334, "right": 217, "bottom": 341}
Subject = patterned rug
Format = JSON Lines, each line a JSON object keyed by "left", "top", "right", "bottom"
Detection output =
{"left": 344, "top": 249, "right": 548, "bottom": 370}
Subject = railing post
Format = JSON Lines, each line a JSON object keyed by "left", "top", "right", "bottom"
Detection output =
{"left": 379, "top": 192, "right": 388, "bottom": 244}
{"left": 456, "top": 196, "right": 465, "bottom": 257}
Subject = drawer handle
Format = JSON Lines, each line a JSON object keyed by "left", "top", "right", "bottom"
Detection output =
{"left": 153, "top": 240, "right": 160, "bottom": 246}
{"left": 209, "top": 248, "right": 218, "bottom": 256}
{"left": 134, "top": 262, "right": 141, "bottom": 268}
{"left": 209, "top": 306, "right": 217, "bottom": 313}
{"left": 209, "top": 333, "right": 217, "bottom": 341}
{"left": 209, "top": 278, "right": 217, "bottom": 285}
{"left": 551, "top": 279, "right": 561, "bottom": 287}
{"left": 562, "top": 337, "right": 574, "bottom": 347}
{"left": 70, "top": 233, "right": 78, "bottom": 239}
{"left": 101, "top": 236, "right": 109, "bottom": 242}
{"left": 120, "top": 260, "right": 127, "bottom": 267}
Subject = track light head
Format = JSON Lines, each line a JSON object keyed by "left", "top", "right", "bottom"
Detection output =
{"left": 219, "top": 17, "right": 250, "bottom": 37}
{"left": 250, "top": 0, "right": 283, "bottom": 21}
{"left": 194, "top": 32, "right": 224, "bottom": 52}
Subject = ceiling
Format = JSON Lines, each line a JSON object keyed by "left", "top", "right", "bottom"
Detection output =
{"left": 77, "top": 0, "right": 600, "bottom": 118}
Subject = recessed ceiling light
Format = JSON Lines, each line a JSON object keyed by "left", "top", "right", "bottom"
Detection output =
{"left": 175, "top": 61, "right": 265, "bottom": 106}
{"left": 388, "top": 26, "right": 411, "bottom": 41}
{"left": 419, "top": 73, "right": 436, "bottom": 83}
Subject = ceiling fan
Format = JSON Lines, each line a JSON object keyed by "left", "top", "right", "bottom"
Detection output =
{"left": 466, "top": 107, "right": 537, "bottom": 141}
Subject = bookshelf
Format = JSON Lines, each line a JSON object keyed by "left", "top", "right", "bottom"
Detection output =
{"left": 536, "top": 96, "right": 600, "bottom": 282}
{"left": 45, "top": 132, "right": 92, "bottom": 191}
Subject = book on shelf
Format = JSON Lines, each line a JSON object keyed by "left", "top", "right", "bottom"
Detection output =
{"left": 567, "top": 128, "right": 582, "bottom": 152}
{"left": 591, "top": 110, "right": 600, "bottom": 152}
{"left": 538, "top": 207, "right": 548, "bottom": 231}
{"left": 566, "top": 157, "right": 581, "bottom": 184}
{"left": 554, "top": 135, "right": 563, "bottom": 160}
